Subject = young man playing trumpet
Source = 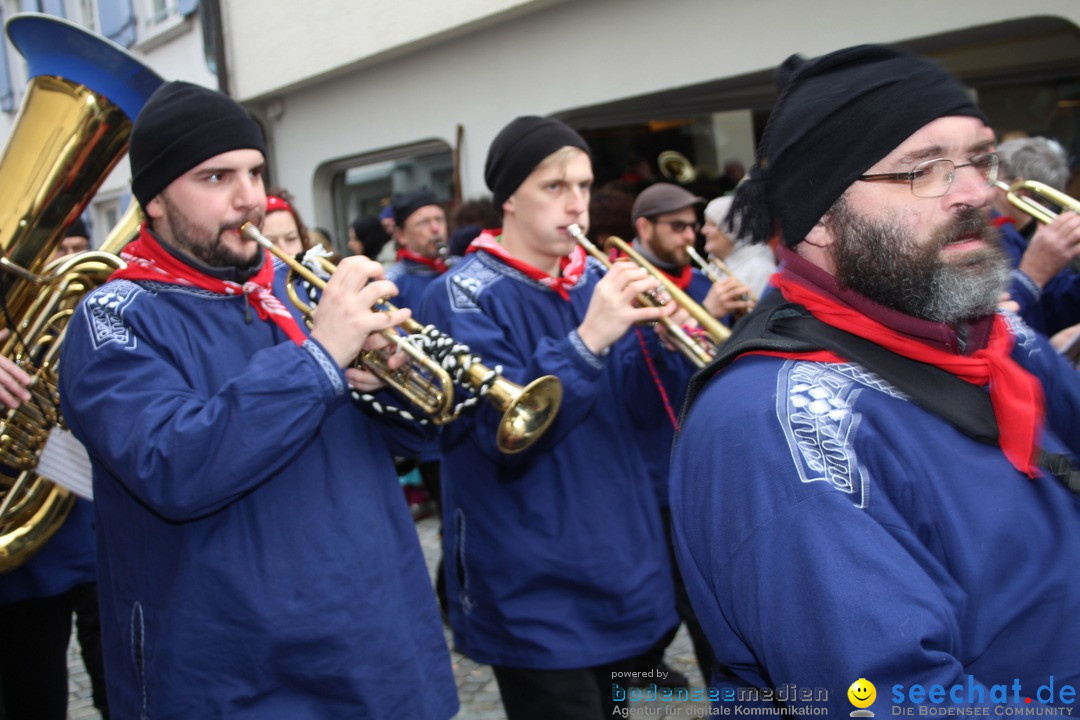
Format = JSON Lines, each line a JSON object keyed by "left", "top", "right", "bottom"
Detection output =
{"left": 58, "top": 81, "right": 457, "bottom": 719}
{"left": 419, "top": 116, "right": 696, "bottom": 719}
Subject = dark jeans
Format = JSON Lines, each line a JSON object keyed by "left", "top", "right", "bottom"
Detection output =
{"left": 493, "top": 658, "right": 637, "bottom": 720}
{"left": 0, "top": 583, "right": 108, "bottom": 720}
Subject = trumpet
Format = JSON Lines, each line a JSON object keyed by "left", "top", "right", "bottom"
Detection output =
{"left": 684, "top": 245, "right": 758, "bottom": 305}
{"left": 995, "top": 179, "right": 1080, "bottom": 225}
{"left": 434, "top": 238, "right": 457, "bottom": 268}
{"left": 995, "top": 179, "right": 1080, "bottom": 273}
{"left": 240, "top": 223, "right": 562, "bottom": 454}
{"left": 566, "top": 224, "right": 730, "bottom": 368}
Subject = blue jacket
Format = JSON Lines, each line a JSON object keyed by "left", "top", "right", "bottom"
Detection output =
{"left": 418, "top": 250, "right": 688, "bottom": 669}
{"left": 671, "top": 307, "right": 1080, "bottom": 713}
{"left": 59, "top": 251, "right": 458, "bottom": 719}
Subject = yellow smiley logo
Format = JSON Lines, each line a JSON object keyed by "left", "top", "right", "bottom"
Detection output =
{"left": 848, "top": 678, "right": 876, "bottom": 709}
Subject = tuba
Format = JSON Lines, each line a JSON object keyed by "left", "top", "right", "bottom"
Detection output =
{"left": 0, "top": 14, "right": 163, "bottom": 572}
{"left": 658, "top": 151, "right": 697, "bottom": 185}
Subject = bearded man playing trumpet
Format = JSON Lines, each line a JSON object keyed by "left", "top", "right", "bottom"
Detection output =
{"left": 631, "top": 183, "right": 755, "bottom": 324}
{"left": 418, "top": 116, "right": 697, "bottom": 720}
{"left": 58, "top": 81, "right": 457, "bottom": 719}
{"left": 620, "top": 181, "right": 755, "bottom": 687}
{"left": 671, "top": 44, "right": 1080, "bottom": 707}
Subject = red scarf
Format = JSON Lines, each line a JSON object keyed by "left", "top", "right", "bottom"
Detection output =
{"left": 771, "top": 272, "right": 1045, "bottom": 477}
{"left": 111, "top": 225, "right": 308, "bottom": 345}
{"left": 467, "top": 231, "right": 587, "bottom": 301}
{"left": 396, "top": 247, "right": 447, "bottom": 274}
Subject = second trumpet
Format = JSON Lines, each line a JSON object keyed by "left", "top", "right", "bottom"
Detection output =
{"left": 240, "top": 223, "right": 562, "bottom": 454}
{"left": 567, "top": 224, "right": 729, "bottom": 368}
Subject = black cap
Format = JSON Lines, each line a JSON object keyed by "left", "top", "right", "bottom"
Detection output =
{"left": 391, "top": 188, "right": 441, "bottom": 226}
{"left": 484, "top": 116, "right": 590, "bottom": 208}
{"left": 731, "top": 44, "right": 987, "bottom": 247}
{"left": 130, "top": 81, "right": 266, "bottom": 209}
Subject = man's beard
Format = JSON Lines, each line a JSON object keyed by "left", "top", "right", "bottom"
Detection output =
{"left": 160, "top": 193, "right": 264, "bottom": 274}
{"left": 653, "top": 243, "right": 689, "bottom": 269}
{"left": 826, "top": 197, "right": 1011, "bottom": 324}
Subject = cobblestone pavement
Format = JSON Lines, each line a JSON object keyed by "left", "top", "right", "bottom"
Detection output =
{"left": 67, "top": 514, "right": 709, "bottom": 719}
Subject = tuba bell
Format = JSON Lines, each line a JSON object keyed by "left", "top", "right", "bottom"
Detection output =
{"left": 658, "top": 150, "right": 697, "bottom": 185}
{"left": 0, "top": 14, "right": 163, "bottom": 572}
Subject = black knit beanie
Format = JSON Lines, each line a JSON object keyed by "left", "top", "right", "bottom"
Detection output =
{"left": 129, "top": 81, "right": 266, "bottom": 209}
{"left": 730, "top": 44, "right": 987, "bottom": 248}
{"left": 485, "top": 116, "right": 591, "bottom": 209}
{"left": 392, "top": 188, "right": 441, "bottom": 226}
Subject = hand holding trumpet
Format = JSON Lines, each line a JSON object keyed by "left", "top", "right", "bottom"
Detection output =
{"left": 702, "top": 275, "right": 755, "bottom": 320}
{"left": 577, "top": 262, "right": 679, "bottom": 355}
{"left": 306, "top": 255, "right": 411, "bottom": 391}
{"left": 1018, "top": 210, "right": 1080, "bottom": 288}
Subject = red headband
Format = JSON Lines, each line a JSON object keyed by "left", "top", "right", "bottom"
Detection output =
{"left": 265, "top": 195, "right": 294, "bottom": 215}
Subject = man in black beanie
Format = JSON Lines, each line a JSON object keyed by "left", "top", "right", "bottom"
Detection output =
{"left": 670, "top": 44, "right": 1080, "bottom": 710}
{"left": 58, "top": 80, "right": 458, "bottom": 719}
{"left": 418, "top": 116, "right": 697, "bottom": 719}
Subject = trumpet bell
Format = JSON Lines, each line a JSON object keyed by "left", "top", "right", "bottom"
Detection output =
{"left": 492, "top": 374, "right": 563, "bottom": 455}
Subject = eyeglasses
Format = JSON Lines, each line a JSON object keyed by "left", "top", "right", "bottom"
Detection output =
{"left": 856, "top": 153, "right": 999, "bottom": 198}
{"left": 653, "top": 219, "right": 701, "bottom": 234}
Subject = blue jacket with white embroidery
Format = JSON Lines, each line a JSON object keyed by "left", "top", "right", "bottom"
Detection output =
{"left": 418, "top": 248, "right": 689, "bottom": 669}
{"left": 58, "top": 243, "right": 458, "bottom": 720}
{"left": 670, "top": 261, "right": 1080, "bottom": 713}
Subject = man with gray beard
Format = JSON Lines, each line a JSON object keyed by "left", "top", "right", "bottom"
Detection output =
{"left": 670, "top": 45, "right": 1080, "bottom": 713}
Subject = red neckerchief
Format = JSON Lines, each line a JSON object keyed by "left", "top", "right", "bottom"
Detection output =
{"left": 769, "top": 264, "right": 1045, "bottom": 478}
{"left": 396, "top": 248, "right": 447, "bottom": 274}
{"left": 111, "top": 224, "right": 308, "bottom": 346}
{"left": 992, "top": 215, "right": 1014, "bottom": 228}
{"left": 467, "top": 231, "right": 587, "bottom": 301}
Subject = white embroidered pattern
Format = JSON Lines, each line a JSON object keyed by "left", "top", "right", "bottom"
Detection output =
{"left": 1002, "top": 309, "right": 1039, "bottom": 357}
{"left": 776, "top": 360, "right": 905, "bottom": 509}
{"left": 569, "top": 329, "right": 605, "bottom": 370}
{"left": 84, "top": 280, "right": 143, "bottom": 350}
{"left": 448, "top": 257, "right": 506, "bottom": 312}
{"left": 302, "top": 339, "right": 345, "bottom": 396}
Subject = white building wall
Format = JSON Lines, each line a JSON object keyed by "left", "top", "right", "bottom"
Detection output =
{"left": 221, "top": 0, "right": 1080, "bottom": 228}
